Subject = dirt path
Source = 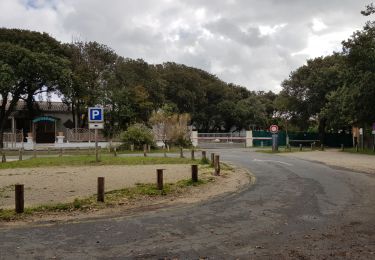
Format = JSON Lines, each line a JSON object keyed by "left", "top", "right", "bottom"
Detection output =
{"left": 280, "top": 149, "right": 375, "bottom": 174}
{"left": 0, "top": 164, "right": 193, "bottom": 208}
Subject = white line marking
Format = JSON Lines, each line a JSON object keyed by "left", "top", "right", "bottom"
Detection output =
{"left": 253, "top": 158, "right": 293, "bottom": 166}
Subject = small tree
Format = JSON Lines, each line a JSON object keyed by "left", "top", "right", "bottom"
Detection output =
{"left": 121, "top": 123, "right": 154, "bottom": 150}
{"left": 150, "top": 108, "right": 191, "bottom": 147}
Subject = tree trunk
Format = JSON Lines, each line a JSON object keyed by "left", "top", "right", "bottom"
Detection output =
{"left": 318, "top": 118, "right": 326, "bottom": 145}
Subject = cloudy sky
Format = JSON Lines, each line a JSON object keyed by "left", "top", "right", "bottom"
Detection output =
{"left": 0, "top": 0, "right": 371, "bottom": 92}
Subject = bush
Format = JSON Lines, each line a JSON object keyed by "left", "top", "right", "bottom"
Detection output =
{"left": 121, "top": 124, "right": 154, "bottom": 150}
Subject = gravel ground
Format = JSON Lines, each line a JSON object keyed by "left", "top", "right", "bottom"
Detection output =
{"left": 0, "top": 164, "right": 192, "bottom": 208}
{"left": 281, "top": 149, "right": 375, "bottom": 174}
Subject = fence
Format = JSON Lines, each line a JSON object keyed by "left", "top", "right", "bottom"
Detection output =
{"left": 252, "top": 130, "right": 353, "bottom": 147}
{"left": 66, "top": 128, "right": 107, "bottom": 142}
{"left": 3, "top": 129, "right": 23, "bottom": 148}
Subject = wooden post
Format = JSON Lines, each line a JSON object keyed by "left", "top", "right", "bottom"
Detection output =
{"left": 130, "top": 144, "right": 134, "bottom": 151}
{"left": 210, "top": 153, "right": 215, "bottom": 167}
{"left": 143, "top": 144, "right": 147, "bottom": 157}
{"left": 157, "top": 169, "right": 164, "bottom": 190}
{"left": 97, "top": 177, "right": 105, "bottom": 202}
{"left": 202, "top": 151, "right": 207, "bottom": 161}
{"left": 191, "top": 149, "right": 195, "bottom": 160}
{"left": 167, "top": 145, "right": 170, "bottom": 152}
{"left": 180, "top": 147, "right": 184, "bottom": 158}
{"left": 341, "top": 144, "right": 344, "bottom": 151}
{"left": 18, "top": 148, "right": 22, "bottom": 161}
{"left": 321, "top": 144, "right": 324, "bottom": 151}
{"left": 1, "top": 152, "right": 6, "bottom": 163}
{"left": 311, "top": 143, "right": 314, "bottom": 151}
{"left": 15, "top": 184, "right": 24, "bottom": 213}
{"left": 114, "top": 147, "right": 117, "bottom": 157}
{"left": 191, "top": 165, "right": 198, "bottom": 182}
{"left": 214, "top": 155, "right": 220, "bottom": 176}
{"left": 148, "top": 144, "right": 151, "bottom": 152}
{"left": 299, "top": 144, "right": 302, "bottom": 151}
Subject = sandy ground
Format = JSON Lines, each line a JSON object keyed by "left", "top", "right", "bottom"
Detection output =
{"left": 281, "top": 149, "right": 375, "bottom": 174}
{"left": 0, "top": 164, "right": 252, "bottom": 225}
{"left": 0, "top": 164, "right": 195, "bottom": 209}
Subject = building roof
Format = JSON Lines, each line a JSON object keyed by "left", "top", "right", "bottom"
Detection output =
{"left": 11, "top": 101, "right": 71, "bottom": 112}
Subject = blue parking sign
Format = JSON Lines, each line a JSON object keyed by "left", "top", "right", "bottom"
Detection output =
{"left": 88, "top": 107, "right": 104, "bottom": 122}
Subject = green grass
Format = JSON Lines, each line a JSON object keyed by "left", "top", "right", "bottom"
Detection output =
{"left": 0, "top": 172, "right": 213, "bottom": 221}
{"left": 0, "top": 155, "right": 199, "bottom": 169}
{"left": 341, "top": 147, "right": 375, "bottom": 155}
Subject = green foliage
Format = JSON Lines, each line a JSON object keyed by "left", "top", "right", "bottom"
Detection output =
{"left": 120, "top": 123, "right": 155, "bottom": 149}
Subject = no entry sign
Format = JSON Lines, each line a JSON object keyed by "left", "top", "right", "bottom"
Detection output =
{"left": 270, "top": 125, "right": 279, "bottom": 134}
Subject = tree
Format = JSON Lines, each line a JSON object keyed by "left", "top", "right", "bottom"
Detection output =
{"left": 63, "top": 41, "right": 117, "bottom": 129}
{"left": 0, "top": 28, "right": 71, "bottom": 147}
{"left": 149, "top": 106, "right": 191, "bottom": 147}
{"left": 278, "top": 54, "right": 346, "bottom": 143}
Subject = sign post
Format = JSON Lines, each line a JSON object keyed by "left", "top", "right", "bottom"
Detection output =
{"left": 270, "top": 125, "right": 279, "bottom": 152}
{"left": 88, "top": 107, "right": 104, "bottom": 162}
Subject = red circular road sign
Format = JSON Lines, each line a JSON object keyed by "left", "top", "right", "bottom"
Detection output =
{"left": 270, "top": 125, "right": 279, "bottom": 133}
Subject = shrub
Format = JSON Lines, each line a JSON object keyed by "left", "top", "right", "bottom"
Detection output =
{"left": 121, "top": 123, "right": 154, "bottom": 150}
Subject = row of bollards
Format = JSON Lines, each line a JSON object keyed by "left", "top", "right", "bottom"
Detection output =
{"left": 12, "top": 162, "right": 207, "bottom": 214}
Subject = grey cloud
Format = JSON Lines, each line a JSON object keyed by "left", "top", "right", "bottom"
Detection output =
{"left": 0, "top": 0, "right": 371, "bottom": 91}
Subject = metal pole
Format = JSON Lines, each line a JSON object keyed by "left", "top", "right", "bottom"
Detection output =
{"left": 95, "top": 129, "right": 99, "bottom": 162}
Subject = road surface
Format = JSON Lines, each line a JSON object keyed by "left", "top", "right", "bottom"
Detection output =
{"left": 0, "top": 149, "right": 374, "bottom": 259}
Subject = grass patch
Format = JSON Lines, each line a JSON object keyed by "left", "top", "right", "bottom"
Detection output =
{"left": 341, "top": 147, "right": 375, "bottom": 155}
{"left": 0, "top": 155, "right": 198, "bottom": 169}
{"left": 0, "top": 166, "right": 215, "bottom": 221}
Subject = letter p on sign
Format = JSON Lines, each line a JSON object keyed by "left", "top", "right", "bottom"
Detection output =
{"left": 88, "top": 107, "right": 104, "bottom": 122}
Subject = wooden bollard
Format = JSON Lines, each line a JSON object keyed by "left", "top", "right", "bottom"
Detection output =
{"left": 191, "top": 165, "right": 198, "bottom": 182}
{"left": 19, "top": 149, "right": 23, "bottom": 161}
{"left": 214, "top": 155, "right": 220, "bottom": 176}
{"left": 167, "top": 145, "right": 170, "bottom": 152}
{"left": 15, "top": 184, "right": 24, "bottom": 213}
{"left": 341, "top": 144, "right": 344, "bottom": 151}
{"left": 143, "top": 144, "right": 147, "bottom": 157}
{"left": 321, "top": 144, "right": 324, "bottom": 151}
{"left": 202, "top": 151, "right": 207, "bottom": 161}
{"left": 114, "top": 147, "right": 117, "bottom": 157}
{"left": 311, "top": 143, "right": 314, "bottom": 151}
{"left": 299, "top": 144, "right": 303, "bottom": 151}
{"left": 191, "top": 149, "right": 195, "bottom": 160}
{"left": 180, "top": 147, "right": 184, "bottom": 158}
{"left": 2, "top": 153, "right": 6, "bottom": 163}
{"left": 97, "top": 177, "right": 105, "bottom": 202}
{"left": 157, "top": 169, "right": 164, "bottom": 190}
{"left": 210, "top": 153, "right": 215, "bottom": 167}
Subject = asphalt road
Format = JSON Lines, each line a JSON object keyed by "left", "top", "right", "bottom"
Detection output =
{"left": 1, "top": 149, "right": 374, "bottom": 259}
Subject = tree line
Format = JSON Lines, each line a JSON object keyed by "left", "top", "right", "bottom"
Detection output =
{"left": 0, "top": 3, "right": 375, "bottom": 146}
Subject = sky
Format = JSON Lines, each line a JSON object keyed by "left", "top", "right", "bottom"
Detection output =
{"left": 0, "top": 0, "right": 371, "bottom": 92}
